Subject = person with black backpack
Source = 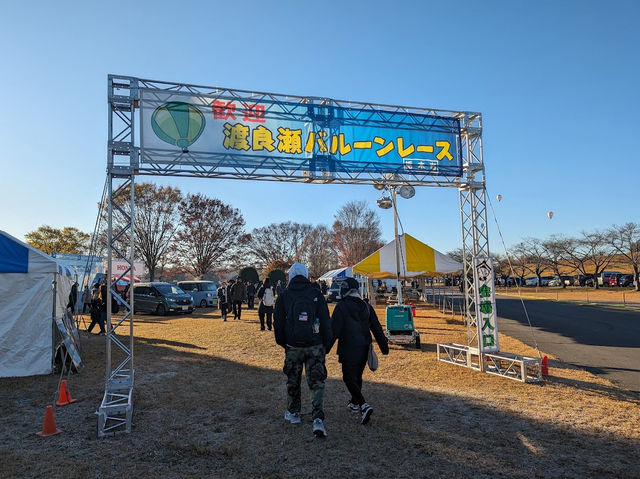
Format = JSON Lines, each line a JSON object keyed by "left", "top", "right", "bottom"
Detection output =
{"left": 273, "top": 262, "right": 332, "bottom": 438}
{"left": 327, "top": 277, "right": 389, "bottom": 425}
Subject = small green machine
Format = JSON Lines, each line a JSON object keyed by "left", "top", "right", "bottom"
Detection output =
{"left": 385, "top": 304, "right": 420, "bottom": 348}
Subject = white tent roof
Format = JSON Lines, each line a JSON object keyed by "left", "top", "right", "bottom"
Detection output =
{"left": 318, "top": 267, "right": 353, "bottom": 282}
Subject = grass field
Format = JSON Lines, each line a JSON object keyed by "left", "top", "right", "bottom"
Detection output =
{"left": 497, "top": 286, "right": 640, "bottom": 307}
{"left": 1, "top": 304, "right": 639, "bottom": 478}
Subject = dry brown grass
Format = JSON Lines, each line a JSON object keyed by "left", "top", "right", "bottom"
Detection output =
{"left": 1, "top": 304, "right": 639, "bottom": 479}
{"left": 497, "top": 286, "right": 640, "bottom": 307}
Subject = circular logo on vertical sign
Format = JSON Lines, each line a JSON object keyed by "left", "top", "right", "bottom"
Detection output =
{"left": 151, "top": 102, "right": 205, "bottom": 152}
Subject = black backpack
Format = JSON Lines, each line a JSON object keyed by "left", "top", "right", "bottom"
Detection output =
{"left": 286, "top": 288, "right": 320, "bottom": 346}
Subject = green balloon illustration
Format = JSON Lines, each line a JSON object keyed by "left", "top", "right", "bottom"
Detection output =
{"left": 151, "top": 102, "right": 205, "bottom": 152}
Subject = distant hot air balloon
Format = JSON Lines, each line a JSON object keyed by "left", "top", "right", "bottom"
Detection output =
{"left": 547, "top": 211, "right": 554, "bottom": 219}
{"left": 151, "top": 102, "right": 206, "bottom": 152}
{"left": 496, "top": 194, "right": 502, "bottom": 202}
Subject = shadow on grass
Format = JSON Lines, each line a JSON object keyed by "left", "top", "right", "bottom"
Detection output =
{"left": 1, "top": 334, "right": 638, "bottom": 479}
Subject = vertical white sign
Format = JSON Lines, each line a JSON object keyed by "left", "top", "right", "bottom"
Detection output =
{"left": 473, "top": 257, "right": 500, "bottom": 353}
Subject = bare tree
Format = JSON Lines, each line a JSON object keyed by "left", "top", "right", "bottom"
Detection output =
{"left": 101, "top": 183, "right": 182, "bottom": 281}
{"left": 513, "top": 238, "right": 549, "bottom": 286}
{"left": 563, "top": 230, "right": 616, "bottom": 289}
{"left": 244, "top": 222, "right": 313, "bottom": 268}
{"left": 300, "top": 225, "right": 339, "bottom": 278}
{"left": 609, "top": 222, "right": 640, "bottom": 291}
{"left": 510, "top": 243, "right": 533, "bottom": 285}
{"left": 542, "top": 235, "right": 573, "bottom": 288}
{"left": 175, "top": 194, "right": 247, "bottom": 278}
{"left": 332, "top": 200, "right": 382, "bottom": 266}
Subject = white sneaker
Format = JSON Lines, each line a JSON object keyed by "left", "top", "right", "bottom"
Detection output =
{"left": 284, "top": 410, "right": 301, "bottom": 424}
{"left": 312, "top": 418, "right": 327, "bottom": 438}
{"left": 360, "top": 403, "right": 373, "bottom": 425}
{"left": 346, "top": 402, "right": 360, "bottom": 413}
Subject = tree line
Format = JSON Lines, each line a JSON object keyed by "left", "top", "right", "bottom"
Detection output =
{"left": 25, "top": 183, "right": 384, "bottom": 282}
{"left": 449, "top": 224, "right": 640, "bottom": 291}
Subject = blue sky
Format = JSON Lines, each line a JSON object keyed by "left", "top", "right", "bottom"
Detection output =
{"left": 1, "top": 0, "right": 638, "bottom": 256}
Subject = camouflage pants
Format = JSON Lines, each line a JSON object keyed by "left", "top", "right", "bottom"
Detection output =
{"left": 283, "top": 344, "right": 327, "bottom": 420}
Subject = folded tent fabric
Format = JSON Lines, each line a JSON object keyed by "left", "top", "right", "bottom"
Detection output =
{"left": 352, "top": 233, "right": 462, "bottom": 279}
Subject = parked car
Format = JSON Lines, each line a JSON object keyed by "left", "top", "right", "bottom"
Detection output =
{"left": 525, "top": 276, "right": 553, "bottom": 286}
{"left": 133, "top": 282, "right": 194, "bottom": 315}
{"left": 326, "top": 278, "right": 347, "bottom": 303}
{"left": 608, "top": 274, "right": 620, "bottom": 287}
{"left": 576, "top": 274, "right": 601, "bottom": 286}
{"left": 619, "top": 274, "right": 635, "bottom": 287}
{"left": 598, "top": 271, "right": 622, "bottom": 286}
{"left": 561, "top": 275, "right": 574, "bottom": 286}
{"left": 547, "top": 277, "right": 562, "bottom": 287}
{"left": 178, "top": 281, "right": 218, "bottom": 308}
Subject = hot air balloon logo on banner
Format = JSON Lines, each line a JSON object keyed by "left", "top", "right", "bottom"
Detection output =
{"left": 151, "top": 102, "right": 206, "bottom": 152}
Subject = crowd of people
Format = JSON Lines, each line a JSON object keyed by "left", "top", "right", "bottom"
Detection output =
{"left": 74, "top": 265, "right": 388, "bottom": 440}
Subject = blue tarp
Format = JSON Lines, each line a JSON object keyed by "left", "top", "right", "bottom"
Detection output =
{"left": 0, "top": 233, "right": 28, "bottom": 273}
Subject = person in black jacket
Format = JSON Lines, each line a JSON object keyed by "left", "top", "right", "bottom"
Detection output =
{"left": 246, "top": 282, "right": 256, "bottom": 309}
{"left": 327, "top": 277, "right": 389, "bottom": 425}
{"left": 273, "top": 262, "right": 332, "bottom": 438}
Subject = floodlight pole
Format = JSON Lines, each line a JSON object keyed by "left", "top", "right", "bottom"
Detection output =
{"left": 392, "top": 187, "right": 403, "bottom": 305}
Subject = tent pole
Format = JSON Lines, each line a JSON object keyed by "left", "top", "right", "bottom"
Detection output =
{"left": 392, "top": 188, "right": 402, "bottom": 305}
{"left": 51, "top": 272, "right": 57, "bottom": 372}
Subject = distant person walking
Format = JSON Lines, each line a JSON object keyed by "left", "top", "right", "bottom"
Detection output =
{"left": 231, "top": 279, "right": 246, "bottom": 320}
{"left": 257, "top": 278, "right": 275, "bottom": 331}
{"left": 81, "top": 285, "right": 91, "bottom": 314}
{"left": 87, "top": 282, "right": 105, "bottom": 335}
{"left": 247, "top": 281, "right": 256, "bottom": 309}
{"left": 218, "top": 281, "right": 229, "bottom": 321}
{"left": 328, "top": 277, "right": 389, "bottom": 425}
{"left": 274, "top": 263, "right": 332, "bottom": 438}
{"left": 67, "top": 281, "right": 79, "bottom": 312}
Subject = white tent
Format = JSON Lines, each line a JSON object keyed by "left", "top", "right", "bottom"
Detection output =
{"left": 318, "top": 267, "right": 353, "bottom": 283}
{"left": 0, "top": 231, "right": 75, "bottom": 377}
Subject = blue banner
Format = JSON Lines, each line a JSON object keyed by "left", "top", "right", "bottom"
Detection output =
{"left": 140, "top": 91, "right": 462, "bottom": 177}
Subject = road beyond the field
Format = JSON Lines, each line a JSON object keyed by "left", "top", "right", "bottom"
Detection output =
{"left": 495, "top": 297, "right": 640, "bottom": 392}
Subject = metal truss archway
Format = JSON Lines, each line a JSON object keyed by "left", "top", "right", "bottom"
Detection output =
{"left": 100, "top": 75, "right": 540, "bottom": 437}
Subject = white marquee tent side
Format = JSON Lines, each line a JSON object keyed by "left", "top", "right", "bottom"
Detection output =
{"left": 0, "top": 231, "right": 74, "bottom": 377}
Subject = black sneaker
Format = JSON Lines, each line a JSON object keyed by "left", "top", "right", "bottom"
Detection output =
{"left": 360, "top": 403, "right": 373, "bottom": 425}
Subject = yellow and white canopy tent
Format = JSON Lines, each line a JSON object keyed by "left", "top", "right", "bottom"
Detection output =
{"left": 353, "top": 233, "right": 462, "bottom": 279}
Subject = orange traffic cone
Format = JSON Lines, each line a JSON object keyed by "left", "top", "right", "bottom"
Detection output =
{"left": 541, "top": 356, "right": 549, "bottom": 376}
{"left": 55, "top": 380, "right": 78, "bottom": 407}
{"left": 36, "top": 405, "right": 61, "bottom": 436}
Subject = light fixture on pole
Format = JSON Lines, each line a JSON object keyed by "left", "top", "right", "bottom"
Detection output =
{"left": 375, "top": 182, "right": 415, "bottom": 305}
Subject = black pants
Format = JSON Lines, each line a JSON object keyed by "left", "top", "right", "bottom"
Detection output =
{"left": 232, "top": 300, "right": 242, "bottom": 319}
{"left": 258, "top": 307, "right": 273, "bottom": 330}
{"left": 341, "top": 358, "right": 367, "bottom": 406}
{"left": 87, "top": 308, "right": 106, "bottom": 334}
{"left": 247, "top": 295, "right": 255, "bottom": 309}
{"left": 220, "top": 302, "right": 228, "bottom": 319}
